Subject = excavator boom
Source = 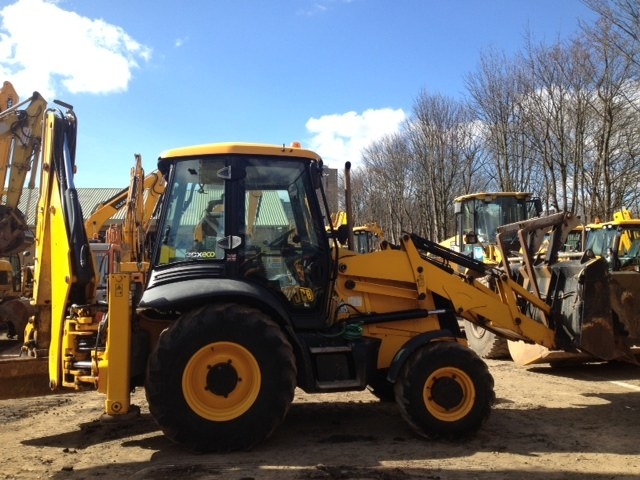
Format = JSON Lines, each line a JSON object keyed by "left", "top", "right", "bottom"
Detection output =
{"left": 0, "top": 83, "right": 47, "bottom": 255}
{"left": 84, "top": 165, "right": 164, "bottom": 241}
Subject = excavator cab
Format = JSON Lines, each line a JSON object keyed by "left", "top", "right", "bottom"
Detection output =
{"left": 452, "top": 192, "right": 542, "bottom": 264}
{"left": 144, "top": 145, "right": 332, "bottom": 326}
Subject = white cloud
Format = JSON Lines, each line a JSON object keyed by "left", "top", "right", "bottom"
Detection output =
{"left": 0, "top": 0, "right": 151, "bottom": 99}
{"left": 297, "top": 0, "right": 355, "bottom": 16}
{"left": 305, "top": 108, "right": 406, "bottom": 170}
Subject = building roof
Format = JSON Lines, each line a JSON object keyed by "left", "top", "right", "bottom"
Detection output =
{"left": 16, "top": 187, "right": 125, "bottom": 227}
{"left": 15, "top": 187, "right": 290, "bottom": 229}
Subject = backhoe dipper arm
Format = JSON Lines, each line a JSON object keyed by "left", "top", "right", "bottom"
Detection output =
{"left": 31, "top": 104, "right": 96, "bottom": 381}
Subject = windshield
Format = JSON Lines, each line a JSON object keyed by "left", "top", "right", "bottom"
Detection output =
{"left": 585, "top": 228, "right": 617, "bottom": 257}
{"left": 458, "top": 196, "right": 531, "bottom": 256}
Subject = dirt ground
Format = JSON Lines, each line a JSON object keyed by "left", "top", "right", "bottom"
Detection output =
{"left": 1, "top": 356, "right": 640, "bottom": 480}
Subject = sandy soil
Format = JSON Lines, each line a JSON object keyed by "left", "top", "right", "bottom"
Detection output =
{"left": 1, "top": 357, "right": 640, "bottom": 480}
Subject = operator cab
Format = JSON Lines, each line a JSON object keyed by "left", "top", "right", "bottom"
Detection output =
{"left": 143, "top": 144, "right": 332, "bottom": 324}
{"left": 453, "top": 192, "right": 542, "bottom": 261}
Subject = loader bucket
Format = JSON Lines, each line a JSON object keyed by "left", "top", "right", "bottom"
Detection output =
{"left": 507, "top": 340, "right": 595, "bottom": 366}
{"left": 0, "top": 205, "right": 27, "bottom": 256}
{"left": 528, "top": 256, "right": 637, "bottom": 365}
{"left": 608, "top": 271, "right": 640, "bottom": 341}
{"left": 565, "top": 256, "right": 620, "bottom": 360}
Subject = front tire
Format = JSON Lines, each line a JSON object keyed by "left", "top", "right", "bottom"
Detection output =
{"left": 395, "top": 342, "right": 495, "bottom": 440}
{"left": 145, "top": 303, "right": 296, "bottom": 452}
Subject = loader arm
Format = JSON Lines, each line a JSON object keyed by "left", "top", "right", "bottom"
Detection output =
{"left": 335, "top": 233, "right": 558, "bottom": 350}
{"left": 335, "top": 211, "right": 619, "bottom": 361}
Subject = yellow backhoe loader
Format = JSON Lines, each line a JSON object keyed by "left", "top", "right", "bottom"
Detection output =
{"left": 3, "top": 99, "right": 638, "bottom": 453}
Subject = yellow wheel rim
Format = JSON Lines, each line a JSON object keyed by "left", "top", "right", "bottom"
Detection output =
{"left": 423, "top": 366, "right": 475, "bottom": 422}
{"left": 182, "top": 341, "right": 261, "bottom": 421}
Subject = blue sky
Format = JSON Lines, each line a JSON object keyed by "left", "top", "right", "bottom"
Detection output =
{"left": 0, "top": 0, "right": 597, "bottom": 187}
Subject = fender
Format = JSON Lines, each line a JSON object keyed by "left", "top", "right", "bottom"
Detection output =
{"left": 138, "top": 275, "right": 317, "bottom": 390}
{"left": 139, "top": 277, "right": 290, "bottom": 321}
{"left": 386, "top": 329, "right": 459, "bottom": 383}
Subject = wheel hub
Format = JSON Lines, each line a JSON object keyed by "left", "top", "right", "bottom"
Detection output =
{"left": 429, "top": 375, "right": 464, "bottom": 410}
{"left": 206, "top": 361, "right": 239, "bottom": 397}
{"left": 182, "top": 341, "right": 262, "bottom": 421}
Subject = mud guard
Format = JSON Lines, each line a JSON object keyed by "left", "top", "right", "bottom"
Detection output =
{"left": 386, "top": 329, "right": 459, "bottom": 383}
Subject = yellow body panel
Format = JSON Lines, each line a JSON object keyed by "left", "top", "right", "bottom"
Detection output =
{"left": 335, "top": 235, "right": 558, "bottom": 351}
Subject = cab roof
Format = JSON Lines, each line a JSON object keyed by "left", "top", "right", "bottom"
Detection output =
{"left": 453, "top": 192, "right": 534, "bottom": 203}
{"left": 158, "top": 142, "right": 322, "bottom": 162}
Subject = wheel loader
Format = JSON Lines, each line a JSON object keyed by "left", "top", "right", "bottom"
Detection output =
{"left": 4, "top": 99, "right": 637, "bottom": 452}
{"left": 440, "top": 192, "right": 543, "bottom": 359}
{"left": 328, "top": 210, "right": 384, "bottom": 253}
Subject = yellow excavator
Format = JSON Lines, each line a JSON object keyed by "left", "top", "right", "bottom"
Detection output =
{"left": 87, "top": 154, "right": 165, "bottom": 303}
{"left": 0, "top": 82, "right": 46, "bottom": 341}
{"left": 3, "top": 97, "right": 638, "bottom": 453}
{"left": 84, "top": 159, "right": 165, "bottom": 242}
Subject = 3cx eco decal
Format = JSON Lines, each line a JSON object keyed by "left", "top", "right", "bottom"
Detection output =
{"left": 186, "top": 251, "right": 217, "bottom": 259}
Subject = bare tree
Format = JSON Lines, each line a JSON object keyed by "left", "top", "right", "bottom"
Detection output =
{"left": 405, "top": 91, "right": 485, "bottom": 240}
{"left": 521, "top": 37, "right": 595, "bottom": 214}
{"left": 360, "top": 133, "right": 416, "bottom": 244}
{"left": 582, "top": 15, "right": 640, "bottom": 219}
{"left": 583, "top": 0, "right": 640, "bottom": 75}
{"left": 465, "top": 49, "right": 535, "bottom": 193}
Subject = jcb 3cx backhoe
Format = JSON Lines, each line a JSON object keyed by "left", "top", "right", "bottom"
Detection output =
{"left": 4, "top": 101, "right": 636, "bottom": 452}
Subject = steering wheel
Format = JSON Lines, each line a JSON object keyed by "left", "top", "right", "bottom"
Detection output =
{"left": 268, "top": 228, "right": 296, "bottom": 250}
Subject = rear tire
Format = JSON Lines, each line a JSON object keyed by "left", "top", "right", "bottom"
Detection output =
{"left": 145, "top": 303, "right": 296, "bottom": 452}
{"left": 395, "top": 342, "right": 495, "bottom": 440}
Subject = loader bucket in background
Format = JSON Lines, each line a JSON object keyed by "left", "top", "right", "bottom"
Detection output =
{"left": 508, "top": 255, "right": 638, "bottom": 366}
{"left": 608, "top": 271, "right": 640, "bottom": 341}
{"left": 551, "top": 255, "right": 637, "bottom": 363}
